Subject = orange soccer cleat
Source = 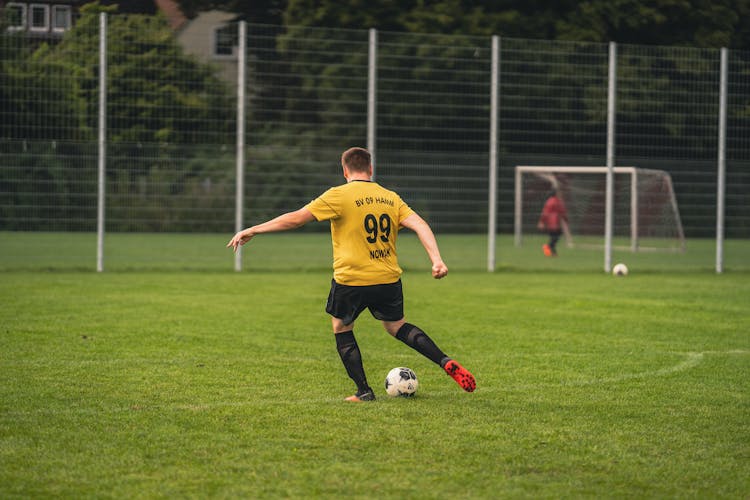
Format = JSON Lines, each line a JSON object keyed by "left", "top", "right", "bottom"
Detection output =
{"left": 443, "top": 359, "right": 476, "bottom": 392}
{"left": 344, "top": 389, "right": 376, "bottom": 402}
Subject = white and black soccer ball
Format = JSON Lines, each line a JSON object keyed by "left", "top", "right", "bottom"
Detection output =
{"left": 612, "top": 263, "right": 629, "bottom": 276}
{"left": 384, "top": 367, "right": 418, "bottom": 397}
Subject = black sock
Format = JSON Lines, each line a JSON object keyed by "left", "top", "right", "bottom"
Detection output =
{"left": 335, "top": 331, "right": 370, "bottom": 393}
{"left": 395, "top": 323, "right": 447, "bottom": 366}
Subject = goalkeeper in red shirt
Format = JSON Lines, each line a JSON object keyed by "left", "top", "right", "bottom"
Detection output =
{"left": 537, "top": 189, "right": 568, "bottom": 257}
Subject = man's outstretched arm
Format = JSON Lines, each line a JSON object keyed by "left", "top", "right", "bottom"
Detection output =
{"left": 400, "top": 213, "right": 448, "bottom": 279}
{"left": 227, "top": 208, "right": 316, "bottom": 252}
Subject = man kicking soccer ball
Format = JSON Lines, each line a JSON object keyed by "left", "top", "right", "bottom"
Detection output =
{"left": 227, "top": 147, "right": 476, "bottom": 401}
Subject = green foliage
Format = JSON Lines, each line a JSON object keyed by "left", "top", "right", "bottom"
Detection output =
{"left": 556, "top": 0, "right": 749, "bottom": 48}
{"left": 105, "top": 143, "right": 236, "bottom": 232}
{"left": 280, "top": 0, "right": 750, "bottom": 49}
{"left": 45, "top": 2, "right": 234, "bottom": 145}
{"left": 0, "top": 33, "right": 87, "bottom": 141}
{"left": 0, "top": 2, "right": 237, "bottom": 231}
{"left": 4, "top": 1, "right": 749, "bottom": 235}
{"left": 268, "top": 24, "right": 368, "bottom": 149}
{"left": 243, "top": 145, "right": 341, "bottom": 226}
{"left": 0, "top": 141, "right": 97, "bottom": 231}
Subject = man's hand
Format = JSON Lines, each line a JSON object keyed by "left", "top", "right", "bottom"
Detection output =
{"left": 432, "top": 261, "right": 448, "bottom": 279}
{"left": 227, "top": 229, "right": 254, "bottom": 253}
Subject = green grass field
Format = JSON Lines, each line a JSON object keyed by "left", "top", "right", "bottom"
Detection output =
{"left": 1, "top": 233, "right": 749, "bottom": 498}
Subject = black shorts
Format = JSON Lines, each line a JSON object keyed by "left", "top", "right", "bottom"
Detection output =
{"left": 325, "top": 279, "right": 404, "bottom": 326}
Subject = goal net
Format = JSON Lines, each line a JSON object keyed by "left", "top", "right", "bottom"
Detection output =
{"left": 514, "top": 166, "right": 686, "bottom": 252}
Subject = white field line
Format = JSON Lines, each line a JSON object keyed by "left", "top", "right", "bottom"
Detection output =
{"left": 489, "top": 349, "right": 750, "bottom": 392}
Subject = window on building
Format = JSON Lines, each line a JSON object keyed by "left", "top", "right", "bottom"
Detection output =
{"left": 29, "top": 3, "right": 50, "bottom": 32}
{"left": 51, "top": 5, "right": 71, "bottom": 32}
{"left": 214, "top": 24, "right": 237, "bottom": 57}
{"left": 5, "top": 3, "right": 27, "bottom": 31}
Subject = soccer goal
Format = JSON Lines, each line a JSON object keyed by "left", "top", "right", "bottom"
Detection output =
{"left": 514, "top": 166, "right": 686, "bottom": 252}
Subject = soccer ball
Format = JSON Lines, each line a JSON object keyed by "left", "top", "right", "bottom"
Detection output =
{"left": 612, "top": 263, "right": 629, "bottom": 276}
{"left": 384, "top": 367, "right": 418, "bottom": 397}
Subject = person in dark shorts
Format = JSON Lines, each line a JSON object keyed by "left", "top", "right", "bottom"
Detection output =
{"left": 227, "top": 147, "right": 476, "bottom": 401}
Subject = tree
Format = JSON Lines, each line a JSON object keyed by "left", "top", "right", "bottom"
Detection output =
{"left": 1, "top": 2, "right": 237, "bottom": 231}
{"left": 0, "top": 12, "right": 95, "bottom": 230}
{"left": 174, "top": 0, "right": 750, "bottom": 49}
{"left": 556, "top": 0, "right": 750, "bottom": 49}
{"left": 39, "top": 2, "right": 234, "bottom": 145}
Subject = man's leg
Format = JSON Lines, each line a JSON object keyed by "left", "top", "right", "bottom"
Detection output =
{"left": 549, "top": 231, "right": 561, "bottom": 255}
{"left": 327, "top": 281, "right": 374, "bottom": 402}
{"left": 332, "top": 317, "right": 374, "bottom": 402}
{"left": 383, "top": 319, "right": 476, "bottom": 392}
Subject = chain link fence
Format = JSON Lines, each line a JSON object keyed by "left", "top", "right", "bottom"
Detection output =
{"left": 1, "top": 12, "right": 748, "bottom": 271}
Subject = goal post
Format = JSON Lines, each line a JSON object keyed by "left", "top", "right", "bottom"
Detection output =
{"left": 515, "top": 166, "right": 686, "bottom": 253}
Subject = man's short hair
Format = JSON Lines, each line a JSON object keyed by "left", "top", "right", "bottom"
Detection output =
{"left": 341, "top": 147, "right": 371, "bottom": 173}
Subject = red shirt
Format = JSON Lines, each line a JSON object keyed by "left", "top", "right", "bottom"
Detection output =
{"left": 539, "top": 196, "right": 567, "bottom": 231}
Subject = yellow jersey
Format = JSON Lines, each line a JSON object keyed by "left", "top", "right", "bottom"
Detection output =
{"left": 305, "top": 180, "right": 415, "bottom": 286}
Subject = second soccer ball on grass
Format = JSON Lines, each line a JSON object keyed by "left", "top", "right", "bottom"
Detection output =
{"left": 613, "top": 263, "right": 629, "bottom": 276}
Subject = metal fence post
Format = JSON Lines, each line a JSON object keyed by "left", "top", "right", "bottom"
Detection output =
{"left": 96, "top": 12, "right": 107, "bottom": 273}
{"left": 604, "top": 41, "right": 617, "bottom": 273}
{"left": 368, "top": 28, "right": 378, "bottom": 179}
{"left": 716, "top": 47, "right": 728, "bottom": 274}
{"left": 234, "top": 21, "right": 247, "bottom": 272}
{"left": 487, "top": 35, "right": 499, "bottom": 272}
